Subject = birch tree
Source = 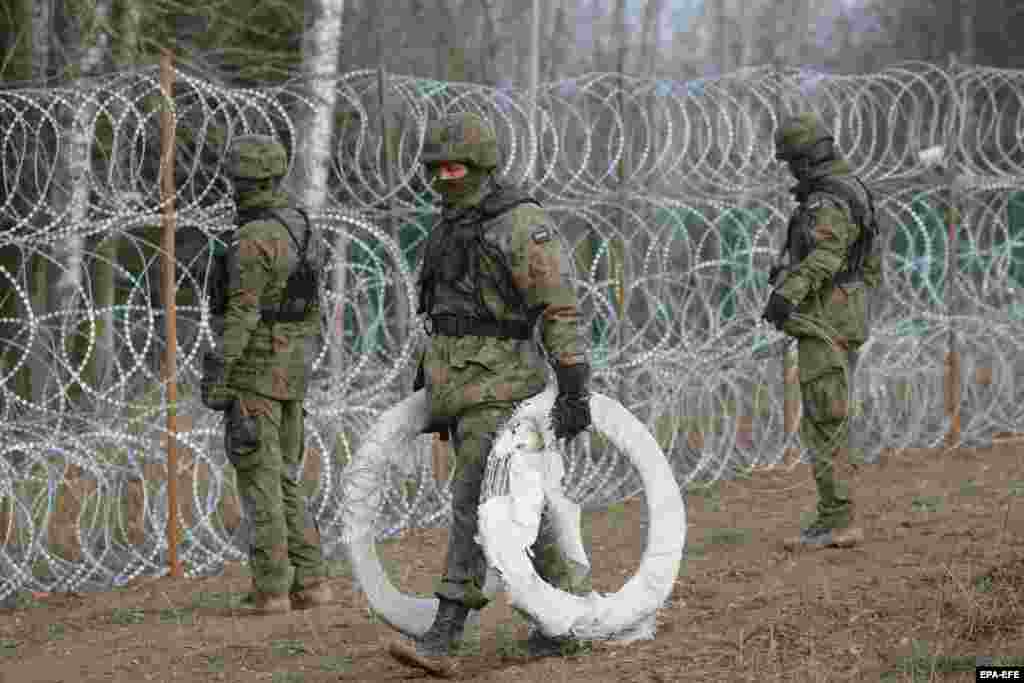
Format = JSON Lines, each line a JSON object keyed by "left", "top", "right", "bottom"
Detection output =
{"left": 55, "top": 0, "right": 113, "bottom": 403}
{"left": 289, "top": 0, "right": 344, "bottom": 377}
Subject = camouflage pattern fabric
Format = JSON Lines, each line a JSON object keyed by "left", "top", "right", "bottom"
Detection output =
{"left": 773, "top": 113, "right": 834, "bottom": 161}
{"left": 435, "top": 404, "right": 590, "bottom": 608}
{"left": 423, "top": 184, "right": 587, "bottom": 421}
{"left": 227, "top": 393, "right": 325, "bottom": 595}
{"left": 226, "top": 134, "right": 288, "bottom": 179}
{"left": 421, "top": 178, "right": 590, "bottom": 608}
{"left": 421, "top": 112, "right": 499, "bottom": 170}
{"left": 221, "top": 175, "right": 327, "bottom": 596}
{"left": 775, "top": 159, "right": 876, "bottom": 531}
{"left": 222, "top": 192, "right": 324, "bottom": 400}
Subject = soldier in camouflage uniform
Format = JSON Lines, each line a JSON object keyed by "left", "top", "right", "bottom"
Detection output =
{"left": 388, "top": 112, "right": 593, "bottom": 677}
{"left": 202, "top": 135, "right": 332, "bottom": 613}
{"left": 763, "top": 113, "right": 882, "bottom": 551}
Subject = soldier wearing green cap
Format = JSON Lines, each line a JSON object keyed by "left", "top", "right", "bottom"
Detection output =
{"left": 387, "top": 112, "right": 593, "bottom": 677}
{"left": 201, "top": 134, "right": 332, "bottom": 613}
{"left": 763, "top": 113, "right": 883, "bottom": 551}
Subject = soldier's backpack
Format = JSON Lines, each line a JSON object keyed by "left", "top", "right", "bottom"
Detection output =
{"left": 205, "top": 208, "right": 318, "bottom": 323}
{"left": 782, "top": 176, "right": 879, "bottom": 287}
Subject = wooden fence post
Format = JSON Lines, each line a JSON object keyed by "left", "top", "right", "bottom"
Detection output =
{"left": 159, "top": 49, "right": 182, "bottom": 578}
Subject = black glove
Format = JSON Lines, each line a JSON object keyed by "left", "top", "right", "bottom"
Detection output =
{"left": 413, "top": 358, "right": 425, "bottom": 391}
{"left": 551, "top": 363, "right": 591, "bottom": 441}
{"left": 200, "top": 351, "right": 235, "bottom": 411}
{"left": 762, "top": 292, "right": 796, "bottom": 330}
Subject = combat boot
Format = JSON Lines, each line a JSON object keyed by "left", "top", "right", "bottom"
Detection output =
{"left": 388, "top": 597, "right": 470, "bottom": 678}
{"left": 524, "top": 626, "right": 586, "bottom": 659}
{"left": 784, "top": 520, "right": 863, "bottom": 551}
{"left": 236, "top": 590, "right": 291, "bottom": 615}
{"left": 290, "top": 579, "right": 333, "bottom": 610}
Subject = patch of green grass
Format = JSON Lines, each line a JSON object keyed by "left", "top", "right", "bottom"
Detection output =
{"left": 607, "top": 502, "right": 626, "bottom": 528}
{"left": 848, "top": 448, "right": 869, "bottom": 466}
{"left": 559, "top": 639, "right": 593, "bottom": 657}
{"left": 47, "top": 624, "right": 65, "bottom": 640}
{"left": 377, "top": 554, "right": 404, "bottom": 586}
{"left": 973, "top": 574, "right": 993, "bottom": 593}
{"left": 271, "top": 640, "right": 309, "bottom": 658}
{"left": 159, "top": 607, "right": 195, "bottom": 625}
{"left": 204, "top": 654, "right": 226, "bottom": 673}
{"left": 706, "top": 528, "right": 748, "bottom": 546}
{"left": 0, "top": 638, "right": 18, "bottom": 657}
{"left": 110, "top": 606, "right": 145, "bottom": 625}
{"left": 318, "top": 655, "right": 352, "bottom": 672}
{"left": 271, "top": 672, "right": 304, "bottom": 682}
{"left": 799, "top": 511, "right": 817, "bottom": 529}
{"left": 325, "top": 558, "right": 352, "bottom": 579}
{"left": 994, "top": 656, "right": 1024, "bottom": 666}
{"left": 882, "top": 641, "right": 979, "bottom": 681}
{"left": 1008, "top": 481, "right": 1024, "bottom": 497}
{"left": 455, "top": 628, "right": 481, "bottom": 656}
{"left": 911, "top": 495, "right": 942, "bottom": 514}
{"left": 192, "top": 591, "right": 237, "bottom": 610}
{"left": 683, "top": 542, "right": 705, "bottom": 559}
{"left": 733, "top": 466, "right": 755, "bottom": 480}
{"left": 686, "top": 481, "right": 722, "bottom": 512}
{"left": 495, "top": 624, "right": 526, "bottom": 658}
{"left": 13, "top": 592, "right": 43, "bottom": 610}
{"left": 959, "top": 479, "right": 980, "bottom": 496}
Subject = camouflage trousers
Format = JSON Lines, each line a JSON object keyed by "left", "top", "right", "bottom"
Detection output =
{"left": 798, "top": 337, "right": 862, "bottom": 530}
{"left": 436, "top": 400, "right": 591, "bottom": 609}
{"left": 226, "top": 392, "right": 326, "bottom": 595}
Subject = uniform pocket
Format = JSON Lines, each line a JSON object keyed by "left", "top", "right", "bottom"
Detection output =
{"left": 802, "top": 372, "right": 850, "bottom": 423}
{"left": 225, "top": 399, "right": 261, "bottom": 468}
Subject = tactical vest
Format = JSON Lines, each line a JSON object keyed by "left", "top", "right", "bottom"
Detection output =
{"left": 207, "top": 207, "right": 318, "bottom": 323}
{"left": 417, "top": 185, "right": 541, "bottom": 325}
{"left": 785, "top": 175, "right": 878, "bottom": 287}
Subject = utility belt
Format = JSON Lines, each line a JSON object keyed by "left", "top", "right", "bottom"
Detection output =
{"left": 260, "top": 306, "right": 308, "bottom": 324}
{"left": 831, "top": 269, "right": 864, "bottom": 288}
{"left": 426, "top": 313, "right": 532, "bottom": 340}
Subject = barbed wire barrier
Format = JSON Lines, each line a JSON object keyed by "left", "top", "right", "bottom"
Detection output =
{"left": 1, "top": 61, "right": 1023, "bottom": 602}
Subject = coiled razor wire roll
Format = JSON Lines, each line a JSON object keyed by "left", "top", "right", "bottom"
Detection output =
{"left": 0, "top": 61, "right": 1023, "bottom": 599}
{"left": 339, "top": 386, "right": 685, "bottom": 641}
{"left": 478, "top": 387, "right": 685, "bottom": 642}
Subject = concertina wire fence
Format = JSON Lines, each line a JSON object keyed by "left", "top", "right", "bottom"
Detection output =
{"left": 0, "top": 60, "right": 1023, "bottom": 599}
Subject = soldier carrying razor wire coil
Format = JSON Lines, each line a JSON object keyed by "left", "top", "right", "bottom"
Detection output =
{"left": 387, "top": 111, "right": 593, "bottom": 678}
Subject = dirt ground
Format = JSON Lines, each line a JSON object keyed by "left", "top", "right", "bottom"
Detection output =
{"left": 1, "top": 439, "right": 1022, "bottom": 683}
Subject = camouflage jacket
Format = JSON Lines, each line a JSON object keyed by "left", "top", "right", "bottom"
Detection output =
{"left": 776, "top": 160, "right": 881, "bottom": 351}
{"left": 222, "top": 191, "right": 325, "bottom": 400}
{"left": 420, "top": 182, "right": 588, "bottom": 419}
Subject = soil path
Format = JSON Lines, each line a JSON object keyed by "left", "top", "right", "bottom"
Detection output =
{"left": 1, "top": 440, "right": 1021, "bottom": 682}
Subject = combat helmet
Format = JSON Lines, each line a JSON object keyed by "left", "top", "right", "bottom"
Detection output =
{"left": 421, "top": 112, "right": 499, "bottom": 170}
{"left": 225, "top": 134, "right": 288, "bottom": 180}
{"left": 774, "top": 113, "right": 834, "bottom": 162}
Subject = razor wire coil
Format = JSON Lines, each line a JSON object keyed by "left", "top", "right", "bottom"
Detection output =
{"left": 0, "top": 60, "right": 1023, "bottom": 599}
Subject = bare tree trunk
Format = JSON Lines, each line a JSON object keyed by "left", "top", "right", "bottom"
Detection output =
{"left": 292, "top": 0, "right": 344, "bottom": 378}
{"left": 59, "top": 0, "right": 112, "bottom": 404}
{"left": 478, "top": 0, "right": 499, "bottom": 84}
{"left": 638, "top": 0, "right": 663, "bottom": 77}
{"left": 960, "top": 0, "right": 976, "bottom": 63}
